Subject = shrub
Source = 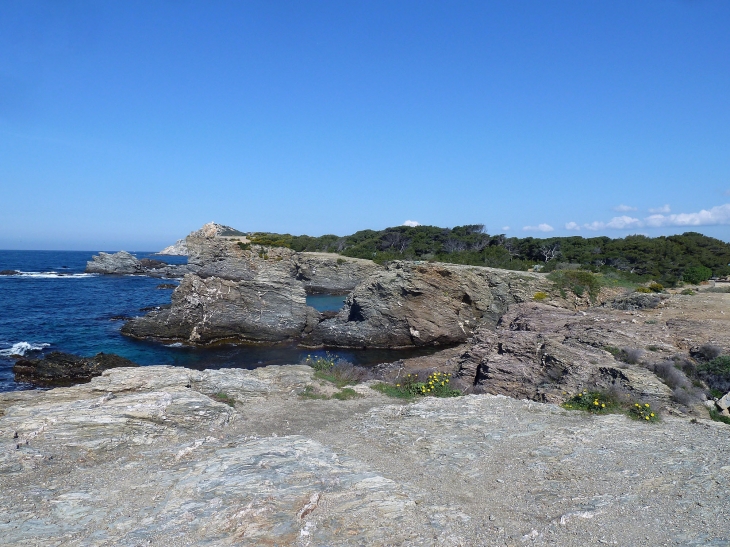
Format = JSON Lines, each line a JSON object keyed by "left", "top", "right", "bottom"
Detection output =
{"left": 301, "top": 353, "right": 374, "bottom": 387}
{"left": 635, "top": 287, "right": 652, "bottom": 293}
{"left": 697, "top": 344, "right": 723, "bottom": 361}
{"left": 332, "top": 387, "right": 361, "bottom": 400}
{"left": 628, "top": 402, "right": 659, "bottom": 422}
{"left": 533, "top": 291, "right": 549, "bottom": 301}
{"left": 681, "top": 288, "right": 695, "bottom": 295}
{"left": 237, "top": 241, "right": 251, "bottom": 251}
{"left": 375, "top": 371, "right": 461, "bottom": 399}
{"left": 697, "top": 355, "right": 730, "bottom": 394}
{"left": 562, "top": 391, "right": 616, "bottom": 413}
{"left": 648, "top": 282, "right": 664, "bottom": 293}
{"left": 683, "top": 265, "right": 712, "bottom": 285}
{"left": 548, "top": 270, "right": 602, "bottom": 301}
{"left": 709, "top": 408, "right": 730, "bottom": 425}
{"left": 336, "top": 258, "right": 346, "bottom": 265}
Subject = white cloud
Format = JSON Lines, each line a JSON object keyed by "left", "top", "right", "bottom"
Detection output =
{"left": 613, "top": 204, "right": 637, "bottom": 212}
{"left": 403, "top": 220, "right": 420, "bottom": 227}
{"left": 583, "top": 216, "right": 641, "bottom": 231}
{"left": 648, "top": 204, "right": 671, "bottom": 214}
{"left": 565, "top": 222, "right": 580, "bottom": 231}
{"left": 501, "top": 226, "right": 510, "bottom": 231}
{"left": 523, "top": 223, "right": 554, "bottom": 232}
{"left": 644, "top": 203, "right": 730, "bottom": 227}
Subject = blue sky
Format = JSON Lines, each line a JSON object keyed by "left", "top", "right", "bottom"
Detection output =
{"left": 1, "top": 0, "right": 729, "bottom": 250}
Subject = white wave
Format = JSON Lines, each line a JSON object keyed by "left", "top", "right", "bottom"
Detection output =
{"left": 0, "top": 342, "right": 51, "bottom": 357}
{"left": 165, "top": 342, "right": 184, "bottom": 348}
{"left": 2, "top": 271, "right": 98, "bottom": 279}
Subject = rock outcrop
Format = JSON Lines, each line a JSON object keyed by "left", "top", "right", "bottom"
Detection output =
{"left": 293, "top": 252, "right": 383, "bottom": 293}
{"left": 1, "top": 364, "right": 728, "bottom": 545}
{"left": 157, "top": 238, "right": 189, "bottom": 256}
{"left": 308, "top": 261, "right": 551, "bottom": 348}
{"left": 85, "top": 251, "right": 142, "bottom": 274}
{"left": 122, "top": 273, "right": 315, "bottom": 343}
{"left": 12, "top": 351, "right": 138, "bottom": 387}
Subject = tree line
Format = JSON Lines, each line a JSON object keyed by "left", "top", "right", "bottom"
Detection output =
{"left": 247, "top": 225, "right": 730, "bottom": 286}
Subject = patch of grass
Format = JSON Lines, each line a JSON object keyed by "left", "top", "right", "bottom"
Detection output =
{"left": 636, "top": 286, "right": 652, "bottom": 293}
{"left": 533, "top": 291, "right": 549, "bottom": 301}
{"left": 680, "top": 288, "right": 695, "bottom": 295}
{"left": 562, "top": 391, "right": 617, "bottom": 414}
{"left": 374, "top": 372, "right": 461, "bottom": 399}
{"left": 709, "top": 408, "right": 730, "bottom": 425}
{"left": 298, "top": 385, "right": 328, "bottom": 400}
{"left": 212, "top": 392, "right": 236, "bottom": 407}
{"left": 332, "top": 387, "right": 361, "bottom": 400}
{"left": 628, "top": 402, "right": 659, "bottom": 422}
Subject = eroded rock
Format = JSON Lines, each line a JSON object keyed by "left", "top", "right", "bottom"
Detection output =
{"left": 13, "top": 352, "right": 138, "bottom": 387}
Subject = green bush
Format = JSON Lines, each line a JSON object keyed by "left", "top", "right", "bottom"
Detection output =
{"left": 697, "top": 355, "right": 730, "bottom": 394}
{"left": 548, "top": 270, "right": 602, "bottom": 301}
{"left": 636, "top": 286, "right": 652, "bottom": 293}
{"left": 681, "top": 288, "right": 695, "bottom": 295}
{"left": 562, "top": 391, "right": 616, "bottom": 413}
{"left": 237, "top": 241, "right": 251, "bottom": 251}
{"left": 533, "top": 291, "right": 549, "bottom": 301}
{"left": 648, "top": 282, "right": 664, "bottom": 293}
{"left": 628, "top": 402, "right": 659, "bottom": 422}
{"left": 683, "top": 265, "right": 712, "bottom": 284}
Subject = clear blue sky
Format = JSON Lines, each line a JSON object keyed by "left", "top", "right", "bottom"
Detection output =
{"left": 1, "top": 0, "right": 729, "bottom": 250}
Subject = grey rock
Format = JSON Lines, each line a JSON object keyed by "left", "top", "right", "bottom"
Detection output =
{"left": 85, "top": 251, "right": 140, "bottom": 274}
{"left": 293, "top": 252, "right": 383, "bottom": 293}
{"left": 608, "top": 291, "right": 669, "bottom": 310}
{"left": 157, "top": 238, "right": 189, "bottom": 256}
{"left": 308, "top": 261, "right": 552, "bottom": 348}
{"left": 717, "top": 392, "right": 730, "bottom": 410}
{"left": 122, "top": 273, "right": 310, "bottom": 343}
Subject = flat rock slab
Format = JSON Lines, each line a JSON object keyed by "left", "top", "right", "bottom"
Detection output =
{"left": 1, "top": 365, "right": 729, "bottom": 545}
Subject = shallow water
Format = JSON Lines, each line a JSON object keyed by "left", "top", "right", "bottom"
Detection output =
{"left": 0, "top": 250, "right": 429, "bottom": 392}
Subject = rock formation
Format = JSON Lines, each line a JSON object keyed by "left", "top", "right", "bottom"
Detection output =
{"left": 85, "top": 251, "right": 142, "bottom": 274}
{"left": 1, "top": 364, "right": 728, "bottom": 545}
{"left": 308, "top": 261, "right": 551, "bottom": 348}
{"left": 157, "top": 238, "right": 188, "bottom": 256}
{"left": 122, "top": 273, "right": 316, "bottom": 343}
{"left": 292, "top": 252, "right": 383, "bottom": 293}
{"left": 13, "top": 351, "right": 138, "bottom": 386}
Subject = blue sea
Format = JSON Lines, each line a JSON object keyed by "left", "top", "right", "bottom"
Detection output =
{"left": 0, "top": 250, "right": 425, "bottom": 392}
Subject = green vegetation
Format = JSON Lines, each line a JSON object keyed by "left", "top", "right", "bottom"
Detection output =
{"left": 547, "top": 270, "right": 602, "bottom": 300}
{"left": 697, "top": 355, "right": 730, "bottom": 395}
{"left": 562, "top": 391, "right": 616, "bottom": 413}
{"left": 236, "top": 226, "right": 730, "bottom": 287}
{"left": 709, "top": 408, "right": 730, "bottom": 426}
{"left": 212, "top": 392, "right": 236, "bottom": 407}
{"left": 628, "top": 402, "right": 659, "bottom": 422}
{"left": 683, "top": 265, "right": 712, "bottom": 284}
{"left": 533, "top": 291, "right": 549, "bottom": 301}
{"left": 374, "top": 372, "right": 461, "bottom": 399}
{"left": 648, "top": 282, "right": 664, "bottom": 292}
{"left": 681, "top": 288, "right": 695, "bottom": 295}
{"left": 236, "top": 241, "right": 251, "bottom": 251}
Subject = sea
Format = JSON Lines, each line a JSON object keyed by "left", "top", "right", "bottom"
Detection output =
{"left": 0, "top": 250, "right": 429, "bottom": 392}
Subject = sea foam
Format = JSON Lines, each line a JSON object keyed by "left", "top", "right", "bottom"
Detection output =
{"left": 0, "top": 342, "right": 51, "bottom": 357}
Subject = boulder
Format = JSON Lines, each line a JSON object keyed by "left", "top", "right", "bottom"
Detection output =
{"left": 85, "top": 251, "right": 141, "bottom": 274}
{"left": 122, "top": 273, "right": 313, "bottom": 344}
{"left": 307, "top": 261, "right": 551, "bottom": 348}
{"left": 12, "top": 351, "right": 138, "bottom": 387}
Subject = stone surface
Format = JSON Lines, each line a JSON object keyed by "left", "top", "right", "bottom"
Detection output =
{"left": 158, "top": 238, "right": 189, "bottom": 256}
{"left": 85, "top": 251, "right": 141, "bottom": 274}
{"left": 122, "top": 273, "right": 313, "bottom": 343}
{"left": 0, "top": 364, "right": 728, "bottom": 546}
{"left": 12, "top": 352, "right": 139, "bottom": 387}
{"left": 293, "top": 252, "right": 383, "bottom": 293}
{"left": 308, "top": 261, "right": 552, "bottom": 348}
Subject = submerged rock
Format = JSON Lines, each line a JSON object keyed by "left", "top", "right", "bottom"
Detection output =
{"left": 12, "top": 351, "right": 138, "bottom": 387}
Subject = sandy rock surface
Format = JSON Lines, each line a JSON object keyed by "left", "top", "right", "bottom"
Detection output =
{"left": 1, "top": 362, "right": 728, "bottom": 546}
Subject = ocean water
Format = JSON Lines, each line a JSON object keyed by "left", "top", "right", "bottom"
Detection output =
{"left": 0, "top": 250, "right": 427, "bottom": 392}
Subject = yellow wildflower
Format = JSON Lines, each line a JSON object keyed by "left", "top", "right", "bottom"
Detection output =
{"left": 645, "top": 403, "right": 650, "bottom": 407}
{"left": 645, "top": 416, "right": 650, "bottom": 420}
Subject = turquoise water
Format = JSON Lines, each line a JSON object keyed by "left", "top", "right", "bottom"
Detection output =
{"left": 0, "top": 251, "right": 431, "bottom": 391}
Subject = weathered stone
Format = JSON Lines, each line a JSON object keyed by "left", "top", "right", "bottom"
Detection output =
{"left": 12, "top": 352, "right": 138, "bottom": 387}
{"left": 308, "top": 261, "right": 552, "bottom": 348}
{"left": 608, "top": 291, "right": 669, "bottom": 310}
{"left": 717, "top": 392, "right": 730, "bottom": 410}
{"left": 293, "top": 252, "right": 383, "bottom": 293}
{"left": 122, "top": 273, "right": 310, "bottom": 343}
{"left": 158, "top": 238, "right": 189, "bottom": 256}
{"left": 85, "top": 251, "right": 140, "bottom": 274}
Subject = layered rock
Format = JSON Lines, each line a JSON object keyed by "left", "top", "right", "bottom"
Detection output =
{"left": 13, "top": 351, "right": 138, "bottom": 387}
{"left": 293, "top": 252, "right": 383, "bottom": 293}
{"left": 122, "top": 272, "right": 315, "bottom": 343}
{"left": 308, "top": 261, "right": 551, "bottom": 348}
